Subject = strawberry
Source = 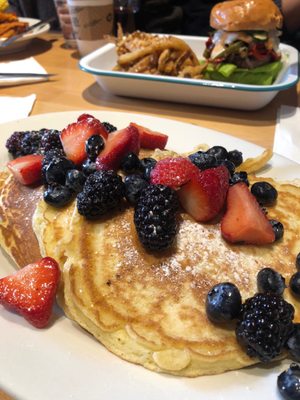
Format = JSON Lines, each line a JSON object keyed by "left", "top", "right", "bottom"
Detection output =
{"left": 130, "top": 123, "right": 168, "bottom": 150}
{"left": 221, "top": 182, "right": 275, "bottom": 245}
{"left": 150, "top": 157, "right": 199, "bottom": 189}
{"left": 96, "top": 124, "right": 140, "bottom": 171}
{"left": 60, "top": 116, "right": 108, "bottom": 165}
{"left": 178, "top": 165, "right": 229, "bottom": 222}
{"left": 0, "top": 257, "right": 60, "bottom": 328}
{"left": 7, "top": 154, "right": 43, "bottom": 186}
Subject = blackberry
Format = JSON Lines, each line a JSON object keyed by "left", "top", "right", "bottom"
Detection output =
{"left": 227, "top": 150, "right": 243, "bottom": 167}
{"left": 102, "top": 122, "right": 117, "bottom": 133}
{"left": 6, "top": 131, "right": 26, "bottom": 157}
{"left": 40, "top": 129, "right": 63, "bottom": 153}
{"left": 21, "top": 130, "right": 43, "bottom": 155}
{"left": 278, "top": 363, "right": 300, "bottom": 400}
{"left": 236, "top": 293, "right": 294, "bottom": 362}
{"left": 188, "top": 151, "right": 217, "bottom": 170}
{"left": 77, "top": 170, "right": 124, "bottom": 218}
{"left": 134, "top": 184, "right": 179, "bottom": 251}
{"left": 270, "top": 219, "right": 284, "bottom": 241}
{"left": 229, "top": 171, "right": 249, "bottom": 186}
{"left": 251, "top": 181, "right": 278, "bottom": 206}
{"left": 257, "top": 267, "right": 286, "bottom": 295}
{"left": 206, "top": 282, "right": 242, "bottom": 323}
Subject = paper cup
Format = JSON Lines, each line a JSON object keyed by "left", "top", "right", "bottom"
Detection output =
{"left": 67, "top": 0, "right": 113, "bottom": 56}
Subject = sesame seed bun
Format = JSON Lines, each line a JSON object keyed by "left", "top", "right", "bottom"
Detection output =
{"left": 210, "top": 0, "right": 283, "bottom": 32}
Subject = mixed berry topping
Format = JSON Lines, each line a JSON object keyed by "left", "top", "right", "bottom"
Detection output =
{"left": 290, "top": 272, "right": 300, "bottom": 297}
{"left": 124, "top": 174, "right": 149, "bottom": 205}
{"left": 251, "top": 181, "right": 278, "bottom": 206}
{"left": 102, "top": 121, "right": 117, "bottom": 133}
{"left": 236, "top": 292, "right": 294, "bottom": 362}
{"left": 270, "top": 219, "right": 284, "bottom": 241}
{"left": 287, "top": 325, "right": 300, "bottom": 362}
{"left": 134, "top": 184, "right": 179, "bottom": 251}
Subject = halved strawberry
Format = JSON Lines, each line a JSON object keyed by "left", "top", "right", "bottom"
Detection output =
{"left": 178, "top": 165, "right": 229, "bottom": 222}
{"left": 7, "top": 154, "right": 43, "bottom": 186}
{"left": 221, "top": 182, "right": 275, "bottom": 245}
{"left": 96, "top": 124, "right": 140, "bottom": 170}
{"left": 150, "top": 157, "right": 199, "bottom": 189}
{"left": 60, "top": 117, "right": 108, "bottom": 165}
{"left": 130, "top": 123, "right": 168, "bottom": 150}
{"left": 0, "top": 257, "right": 60, "bottom": 328}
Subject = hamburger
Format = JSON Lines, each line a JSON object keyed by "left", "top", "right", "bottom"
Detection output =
{"left": 203, "top": 0, "right": 283, "bottom": 85}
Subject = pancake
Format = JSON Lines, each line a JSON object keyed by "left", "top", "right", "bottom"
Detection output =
{"left": 0, "top": 170, "right": 42, "bottom": 268}
{"left": 32, "top": 176, "right": 300, "bottom": 376}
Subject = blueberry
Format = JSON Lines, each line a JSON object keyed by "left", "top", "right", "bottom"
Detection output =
{"left": 66, "top": 169, "right": 86, "bottom": 193}
{"left": 45, "top": 157, "right": 75, "bottom": 185}
{"left": 257, "top": 267, "right": 286, "bottom": 295}
{"left": 287, "top": 325, "right": 300, "bottom": 361}
{"left": 290, "top": 272, "right": 300, "bottom": 297}
{"left": 188, "top": 151, "right": 217, "bottom": 170}
{"left": 206, "top": 282, "right": 242, "bottom": 323}
{"left": 270, "top": 219, "right": 284, "bottom": 241}
{"left": 206, "top": 146, "right": 228, "bottom": 161}
{"left": 251, "top": 181, "right": 278, "bottom": 206}
{"left": 120, "top": 152, "right": 141, "bottom": 174}
{"left": 82, "top": 158, "right": 97, "bottom": 176}
{"left": 44, "top": 184, "right": 74, "bottom": 207}
{"left": 229, "top": 171, "right": 249, "bottom": 186}
{"left": 277, "top": 363, "right": 300, "bottom": 400}
{"left": 220, "top": 159, "right": 236, "bottom": 175}
{"left": 85, "top": 135, "right": 104, "bottom": 161}
{"left": 227, "top": 150, "right": 243, "bottom": 167}
{"left": 124, "top": 174, "right": 149, "bottom": 205}
{"left": 139, "top": 157, "right": 157, "bottom": 181}
{"left": 296, "top": 253, "right": 300, "bottom": 271}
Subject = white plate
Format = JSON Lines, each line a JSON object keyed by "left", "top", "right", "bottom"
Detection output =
{"left": 0, "top": 111, "right": 299, "bottom": 400}
{"left": 0, "top": 17, "right": 50, "bottom": 55}
{"left": 79, "top": 35, "right": 299, "bottom": 110}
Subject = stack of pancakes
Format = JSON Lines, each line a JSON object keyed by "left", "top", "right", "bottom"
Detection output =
{"left": 0, "top": 149, "right": 300, "bottom": 377}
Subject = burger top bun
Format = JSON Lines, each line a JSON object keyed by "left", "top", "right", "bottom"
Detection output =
{"left": 210, "top": 0, "right": 283, "bottom": 31}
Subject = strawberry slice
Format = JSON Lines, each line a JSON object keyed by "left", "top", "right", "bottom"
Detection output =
{"left": 60, "top": 116, "right": 108, "bottom": 165}
{"left": 221, "top": 182, "right": 275, "bottom": 245}
{"left": 0, "top": 257, "right": 60, "bottom": 328}
{"left": 96, "top": 124, "right": 140, "bottom": 170}
{"left": 130, "top": 123, "right": 168, "bottom": 150}
{"left": 178, "top": 165, "right": 229, "bottom": 222}
{"left": 150, "top": 157, "right": 199, "bottom": 189}
{"left": 7, "top": 154, "right": 43, "bottom": 186}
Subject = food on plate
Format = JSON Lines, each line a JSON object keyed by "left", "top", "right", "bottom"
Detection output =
{"left": 0, "top": 11, "right": 28, "bottom": 39}
{"left": 113, "top": 26, "right": 207, "bottom": 79}
{"left": 203, "top": 0, "right": 283, "bottom": 85}
{"left": 0, "top": 114, "right": 300, "bottom": 381}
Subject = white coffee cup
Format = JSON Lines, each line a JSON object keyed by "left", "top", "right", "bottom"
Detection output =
{"left": 67, "top": 0, "right": 113, "bottom": 56}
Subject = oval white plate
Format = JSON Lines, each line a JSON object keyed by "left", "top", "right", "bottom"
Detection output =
{"left": 0, "top": 17, "right": 50, "bottom": 55}
{"left": 0, "top": 111, "right": 299, "bottom": 400}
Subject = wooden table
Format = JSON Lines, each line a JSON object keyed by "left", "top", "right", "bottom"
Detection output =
{"left": 2, "top": 32, "right": 300, "bottom": 150}
{"left": 0, "top": 32, "right": 299, "bottom": 400}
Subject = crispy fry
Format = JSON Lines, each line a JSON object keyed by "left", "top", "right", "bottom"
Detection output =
{"left": 236, "top": 149, "right": 273, "bottom": 173}
{"left": 0, "top": 12, "right": 28, "bottom": 38}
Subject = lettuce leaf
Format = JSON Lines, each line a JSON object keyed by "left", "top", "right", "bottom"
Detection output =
{"left": 204, "top": 61, "right": 283, "bottom": 85}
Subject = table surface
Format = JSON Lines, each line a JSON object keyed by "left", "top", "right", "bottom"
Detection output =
{"left": 0, "top": 32, "right": 299, "bottom": 400}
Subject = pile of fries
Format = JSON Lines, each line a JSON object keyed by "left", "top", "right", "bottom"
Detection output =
{"left": 0, "top": 12, "right": 28, "bottom": 39}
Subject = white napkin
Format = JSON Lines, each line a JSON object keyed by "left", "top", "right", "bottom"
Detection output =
{"left": 274, "top": 105, "right": 300, "bottom": 164}
{"left": 0, "top": 94, "right": 36, "bottom": 124}
{"left": 0, "top": 57, "right": 48, "bottom": 86}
